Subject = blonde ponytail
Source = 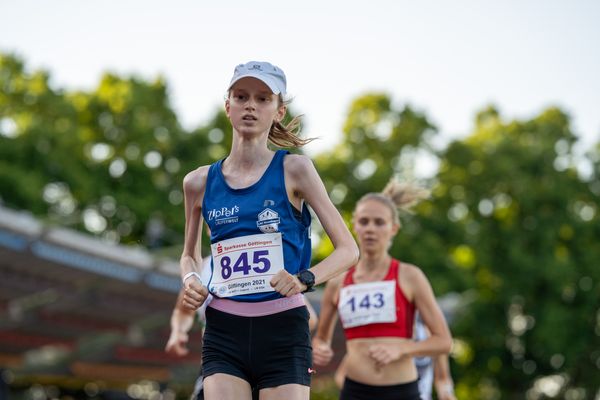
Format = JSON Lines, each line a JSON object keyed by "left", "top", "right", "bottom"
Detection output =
{"left": 268, "top": 115, "right": 315, "bottom": 148}
{"left": 357, "top": 178, "right": 430, "bottom": 226}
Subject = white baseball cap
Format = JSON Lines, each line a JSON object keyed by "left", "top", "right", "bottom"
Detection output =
{"left": 228, "top": 61, "right": 287, "bottom": 96}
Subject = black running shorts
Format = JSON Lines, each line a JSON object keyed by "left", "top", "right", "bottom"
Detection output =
{"left": 202, "top": 305, "right": 313, "bottom": 390}
{"left": 340, "top": 377, "right": 421, "bottom": 400}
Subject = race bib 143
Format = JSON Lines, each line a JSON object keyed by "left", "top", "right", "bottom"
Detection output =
{"left": 338, "top": 280, "right": 397, "bottom": 328}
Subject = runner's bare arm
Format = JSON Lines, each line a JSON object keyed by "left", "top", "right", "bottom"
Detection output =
{"left": 312, "top": 276, "right": 343, "bottom": 366}
{"left": 433, "top": 353, "right": 457, "bottom": 400}
{"left": 403, "top": 265, "right": 452, "bottom": 358}
{"left": 285, "top": 154, "right": 359, "bottom": 285}
{"left": 305, "top": 298, "right": 319, "bottom": 333}
{"left": 165, "top": 289, "right": 196, "bottom": 356}
{"left": 180, "top": 166, "right": 210, "bottom": 310}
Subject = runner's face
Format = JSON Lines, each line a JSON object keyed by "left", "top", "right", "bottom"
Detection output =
{"left": 353, "top": 199, "right": 399, "bottom": 255}
{"left": 226, "top": 77, "right": 285, "bottom": 138}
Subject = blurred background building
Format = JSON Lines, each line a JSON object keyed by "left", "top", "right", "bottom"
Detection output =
{"left": 0, "top": 205, "right": 201, "bottom": 399}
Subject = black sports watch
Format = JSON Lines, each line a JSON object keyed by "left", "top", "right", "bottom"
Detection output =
{"left": 296, "top": 269, "right": 315, "bottom": 293}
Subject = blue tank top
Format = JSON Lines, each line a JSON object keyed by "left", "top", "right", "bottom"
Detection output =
{"left": 202, "top": 150, "right": 312, "bottom": 302}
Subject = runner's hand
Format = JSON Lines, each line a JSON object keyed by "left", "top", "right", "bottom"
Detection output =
{"left": 182, "top": 278, "right": 209, "bottom": 310}
{"left": 270, "top": 270, "right": 305, "bottom": 297}
{"left": 368, "top": 343, "right": 406, "bottom": 368}
{"left": 165, "top": 330, "right": 189, "bottom": 356}
{"left": 435, "top": 381, "right": 457, "bottom": 400}
{"left": 312, "top": 337, "right": 334, "bottom": 366}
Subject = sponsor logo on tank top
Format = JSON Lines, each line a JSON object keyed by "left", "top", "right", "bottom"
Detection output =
{"left": 257, "top": 208, "right": 280, "bottom": 233}
{"left": 207, "top": 206, "right": 240, "bottom": 225}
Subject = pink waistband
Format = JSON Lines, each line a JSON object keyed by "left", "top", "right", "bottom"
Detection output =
{"left": 208, "top": 294, "right": 306, "bottom": 317}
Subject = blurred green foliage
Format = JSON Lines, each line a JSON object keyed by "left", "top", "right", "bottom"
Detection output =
{"left": 0, "top": 52, "right": 227, "bottom": 253}
{"left": 1, "top": 52, "right": 599, "bottom": 398}
{"left": 313, "top": 94, "right": 600, "bottom": 398}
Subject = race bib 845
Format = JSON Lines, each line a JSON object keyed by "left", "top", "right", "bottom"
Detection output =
{"left": 210, "top": 233, "right": 284, "bottom": 298}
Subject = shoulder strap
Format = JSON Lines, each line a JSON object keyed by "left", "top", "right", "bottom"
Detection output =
{"left": 342, "top": 266, "right": 356, "bottom": 286}
{"left": 386, "top": 258, "right": 400, "bottom": 280}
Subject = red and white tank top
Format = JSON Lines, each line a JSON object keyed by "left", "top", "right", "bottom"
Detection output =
{"left": 338, "top": 259, "right": 415, "bottom": 340}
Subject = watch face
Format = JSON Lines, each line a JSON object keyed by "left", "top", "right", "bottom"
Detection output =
{"left": 300, "top": 270, "right": 315, "bottom": 285}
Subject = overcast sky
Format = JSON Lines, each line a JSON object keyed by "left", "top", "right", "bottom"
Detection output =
{"left": 2, "top": 0, "right": 599, "bottom": 159}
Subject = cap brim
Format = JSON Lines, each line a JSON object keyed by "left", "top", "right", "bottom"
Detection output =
{"left": 228, "top": 73, "right": 282, "bottom": 95}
